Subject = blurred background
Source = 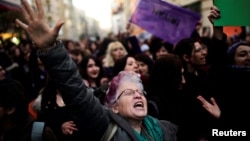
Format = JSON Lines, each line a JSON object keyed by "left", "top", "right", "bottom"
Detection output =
{"left": 1, "top": 0, "right": 249, "bottom": 44}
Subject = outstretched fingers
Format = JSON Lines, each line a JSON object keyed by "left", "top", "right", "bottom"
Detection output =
{"left": 16, "top": 0, "right": 64, "bottom": 49}
{"left": 197, "top": 95, "right": 209, "bottom": 106}
{"left": 35, "top": 0, "right": 45, "bottom": 19}
{"left": 210, "top": 6, "right": 220, "bottom": 18}
{"left": 15, "top": 19, "right": 28, "bottom": 31}
{"left": 20, "top": 5, "right": 30, "bottom": 24}
{"left": 52, "top": 21, "right": 65, "bottom": 37}
{"left": 208, "top": 9, "right": 220, "bottom": 25}
{"left": 211, "top": 6, "right": 220, "bottom": 12}
{"left": 22, "top": 0, "right": 36, "bottom": 21}
{"left": 210, "top": 97, "right": 218, "bottom": 106}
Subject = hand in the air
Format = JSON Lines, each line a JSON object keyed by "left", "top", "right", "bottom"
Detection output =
{"left": 15, "top": 0, "right": 64, "bottom": 49}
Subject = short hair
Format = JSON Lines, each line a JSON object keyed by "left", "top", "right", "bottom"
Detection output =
{"left": 104, "top": 71, "right": 143, "bottom": 108}
{"left": 0, "top": 79, "right": 29, "bottom": 121}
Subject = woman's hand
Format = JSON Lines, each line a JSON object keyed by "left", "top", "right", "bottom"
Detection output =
{"left": 61, "top": 121, "right": 78, "bottom": 135}
{"left": 15, "top": 0, "right": 64, "bottom": 49}
{"left": 208, "top": 6, "right": 224, "bottom": 40}
{"left": 197, "top": 95, "right": 221, "bottom": 119}
{"left": 208, "top": 6, "right": 220, "bottom": 25}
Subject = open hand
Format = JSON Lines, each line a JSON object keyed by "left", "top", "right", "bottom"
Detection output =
{"left": 15, "top": 0, "right": 64, "bottom": 49}
{"left": 197, "top": 95, "right": 221, "bottom": 119}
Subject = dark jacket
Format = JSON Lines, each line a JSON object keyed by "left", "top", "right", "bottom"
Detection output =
{"left": 38, "top": 41, "right": 178, "bottom": 141}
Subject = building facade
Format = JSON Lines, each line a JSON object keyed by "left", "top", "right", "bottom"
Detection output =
{"left": 45, "top": 0, "right": 100, "bottom": 41}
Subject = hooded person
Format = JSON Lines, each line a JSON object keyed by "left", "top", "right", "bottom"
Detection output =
{"left": 226, "top": 40, "right": 250, "bottom": 67}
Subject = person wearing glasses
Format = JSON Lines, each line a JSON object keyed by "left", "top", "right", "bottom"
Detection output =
{"left": 103, "top": 71, "right": 177, "bottom": 140}
{"left": 15, "top": 0, "right": 177, "bottom": 140}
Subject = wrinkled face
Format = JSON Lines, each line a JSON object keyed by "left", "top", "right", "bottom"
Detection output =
{"left": 156, "top": 46, "right": 168, "bottom": 59}
{"left": 0, "top": 66, "right": 5, "bottom": 80}
{"left": 111, "top": 46, "right": 126, "bottom": 61}
{"left": 124, "top": 57, "right": 139, "bottom": 73}
{"left": 112, "top": 81, "right": 147, "bottom": 120}
{"left": 234, "top": 45, "right": 250, "bottom": 66}
{"left": 136, "top": 61, "right": 149, "bottom": 75}
{"left": 190, "top": 42, "right": 207, "bottom": 66}
{"left": 87, "top": 59, "right": 100, "bottom": 79}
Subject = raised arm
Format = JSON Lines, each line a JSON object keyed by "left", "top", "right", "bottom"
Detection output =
{"left": 15, "top": 0, "right": 109, "bottom": 140}
{"left": 208, "top": 6, "right": 224, "bottom": 40}
{"left": 15, "top": 0, "right": 63, "bottom": 49}
{"left": 206, "top": 6, "right": 229, "bottom": 66}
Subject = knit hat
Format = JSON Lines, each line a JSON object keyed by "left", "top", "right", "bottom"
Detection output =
{"left": 227, "top": 40, "right": 250, "bottom": 64}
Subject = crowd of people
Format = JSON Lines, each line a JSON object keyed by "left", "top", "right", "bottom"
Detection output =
{"left": 0, "top": 0, "right": 249, "bottom": 141}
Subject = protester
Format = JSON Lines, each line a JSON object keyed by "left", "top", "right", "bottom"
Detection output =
{"left": 172, "top": 37, "right": 214, "bottom": 141}
{"left": 134, "top": 53, "right": 154, "bottom": 77}
{"left": 196, "top": 6, "right": 249, "bottom": 140}
{"left": 197, "top": 40, "right": 250, "bottom": 140}
{"left": 147, "top": 54, "right": 185, "bottom": 121}
{"left": 15, "top": 0, "right": 178, "bottom": 140}
{"left": 103, "top": 41, "right": 128, "bottom": 79}
{"left": 78, "top": 55, "right": 106, "bottom": 90}
{"left": 112, "top": 55, "right": 139, "bottom": 77}
{"left": 34, "top": 78, "right": 79, "bottom": 141}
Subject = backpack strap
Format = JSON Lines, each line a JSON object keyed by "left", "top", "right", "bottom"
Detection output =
{"left": 101, "top": 122, "right": 118, "bottom": 141}
{"left": 31, "top": 121, "right": 45, "bottom": 141}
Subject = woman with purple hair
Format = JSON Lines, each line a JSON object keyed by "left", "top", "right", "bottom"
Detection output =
{"left": 15, "top": 0, "right": 177, "bottom": 140}
{"left": 104, "top": 71, "right": 177, "bottom": 140}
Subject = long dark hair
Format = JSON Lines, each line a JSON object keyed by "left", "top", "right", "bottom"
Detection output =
{"left": 148, "top": 54, "right": 183, "bottom": 96}
{"left": 112, "top": 54, "right": 135, "bottom": 77}
{"left": 79, "top": 55, "right": 104, "bottom": 87}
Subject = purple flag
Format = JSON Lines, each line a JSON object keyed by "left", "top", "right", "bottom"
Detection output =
{"left": 130, "top": 0, "right": 201, "bottom": 44}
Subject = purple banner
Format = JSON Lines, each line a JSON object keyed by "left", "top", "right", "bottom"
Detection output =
{"left": 130, "top": 0, "right": 201, "bottom": 44}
